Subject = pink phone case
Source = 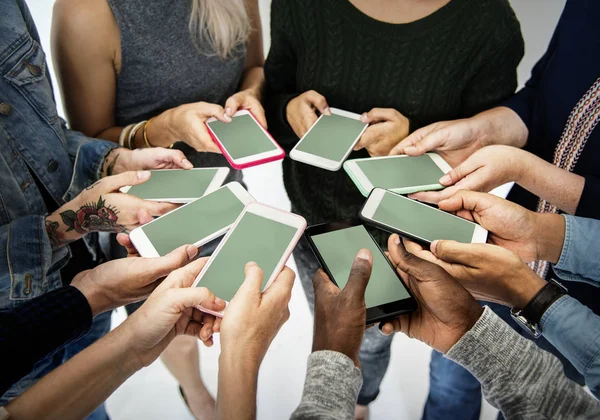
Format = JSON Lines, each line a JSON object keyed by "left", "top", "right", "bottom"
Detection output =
{"left": 196, "top": 203, "right": 307, "bottom": 317}
{"left": 206, "top": 110, "right": 285, "bottom": 170}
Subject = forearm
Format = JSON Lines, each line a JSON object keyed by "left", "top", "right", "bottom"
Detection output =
{"left": 5, "top": 325, "right": 139, "bottom": 420}
{"left": 518, "top": 152, "right": 585, "bottom": 214}
{"left": 446, "top": 307, "right": 600, "bottom": 419}
{"left": 216, "top": 352, "right": 259, "bottom": 420}
{"left": 532, "top": 213, "right": 566, "bottom": 264}
{"left": 541, "top": 296, "right": 600, "bottom": 398}
{"left": 239, "top": 67, "right": 265, "bottom": 100}
{"left": 477, "top": 107, "right": 529, "bottom": 148}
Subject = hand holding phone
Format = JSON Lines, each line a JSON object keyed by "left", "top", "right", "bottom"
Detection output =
{"left": 360, "top": 188, "right": 488, "bottom": 244}
{"left": 290, "top": 108, "right": 369, "bottom": 171}
{"left": 120, "top": 168, "right": 229, "bottom": 203}
{"left": 344, "top": 153, "right": 452, "bottom": 196}
{"left": 306, "top": 219, "right": 417, "bottom": 324}
{"left": 206, "top": 110, "right": 284, "bottom": 169}
{"left": 192, "top": 203, "right": 306, "bottom": 316}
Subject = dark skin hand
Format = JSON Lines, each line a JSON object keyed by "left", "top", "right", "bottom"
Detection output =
{"left": 312, "top": 249, "right": 373, "bottom": 367}
{"left": 380, "top": 234, "right": 483, "bottom": 354}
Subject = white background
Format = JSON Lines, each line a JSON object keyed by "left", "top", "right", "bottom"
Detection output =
{"left": 25, "top": 1, "right": 567, "bottom": 419}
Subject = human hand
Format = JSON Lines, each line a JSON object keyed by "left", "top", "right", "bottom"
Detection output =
{"left": 312, "top": 249, "right": 372, "bottom": 366}
{"left": 219, "top": 263, "right": 295, "bottom": 370}
{"left": 104, "top": 147, "right": 193, "bottom": 177}
{"left": 46, "top": 172, "right": 178, "bottom": 248}
{"left": 122, "top": 257, "right": 226, "bottom": 368}
{"left": 354, "top": 108, "right": 409, "bottom": 156}
{"left": 409, "top": 145, "right": 528, "bottom": 204}
{"left": 389, "top": 118, "right": 485, "bottom": 167}
{"left": 286, "top": 90, "right": 331, "bottom": 138}
{"left": 225, "top": 89, "right": 267, "bottom": 128}
{"left": 401, "top": 238, "right": 547, "bottom": 310}
{"left": 151, "top": 101, "right": 232, "bottom": 152}
{"left": 116, "top": 233, "right": 140, "bottom": 257}
{"left": 72, "top": 244, "right": 200, "bottom": 316}
{"left": 380, "top": 235, "right": 483, "bottom": 354}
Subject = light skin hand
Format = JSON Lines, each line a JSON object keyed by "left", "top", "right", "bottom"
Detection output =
{"left": 401, "top": 238, "right": 547, "bottom": 310}
{"left": 148, "top": 102, "right": 232, "bottom": 152}
{"left": 71, "top": 244, "right": 199, "bottom": 317}
{"left": 409, "top": 145, "right": 528, "bottom": 204}
{"left": 380, "top": 235, "right": 483, "bottom": 354}
{"left": 354, "top": 108, "right": 409, "bottom": 156}
{"left": 224, "top": 87, "right": 268, "bottom": 128}
{"left": 45, "top": 171, "right": 178, "bottom": 249}
{"left": 103, "top": 147, "right": 194, "bottom": 178}
{"left": 217, "top": 263, "right": 295, "bottom": 420}
{"left": 312, "top": 249, "right": 373, "bottom": 367}
{"left": 436, "top": 190, "right": 565, "bottom": 263}
{"left": 286, "top": 90, "right": 332, "bottom": 139}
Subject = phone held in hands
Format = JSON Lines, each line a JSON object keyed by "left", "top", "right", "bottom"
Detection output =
{"left": 306, "top": 219, "right": 417, "bottom": 325}
{"left": 129, "top": 182, "right": 254, "bottom": 257}
{"left": 192, "top": 202, "right": 307, "bottom": 316}
{"left": 290, "top": 108, "right": 369, "bottom": 171}
{"left": 344, "top": 153, "right": 451, "bottom": 197}
{"left": 360, "top": 188, "right": 488, "bottom": 245}
{"left": 120, "top": 167, "right": 230, "bottom": 203}
{"left": 206, "top": 110, "right": 284, "bottom": 170}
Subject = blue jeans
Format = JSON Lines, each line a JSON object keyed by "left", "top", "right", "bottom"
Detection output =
{"left": 0, "top": 311, "right": 112, "bottom": 420}
{"left": 423, "top": 302, "right": 584, "bottom": 420}
{"left": 293, "top": 237, "right": 394, "bottom": 405}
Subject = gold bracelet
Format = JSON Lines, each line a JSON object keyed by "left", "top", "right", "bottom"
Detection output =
{"left": 128, "top": 121, "right": 146, "bottom": 150}
{"left": 143, "top": 118, "right": 154, "bottom": 148}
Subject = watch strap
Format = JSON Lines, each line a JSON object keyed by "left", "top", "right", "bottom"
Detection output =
{"left": 519, "top": 279, "right": 568, "bottom": 325}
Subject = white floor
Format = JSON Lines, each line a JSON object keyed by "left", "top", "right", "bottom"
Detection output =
{"left": 26, "top": 1, "right": 567, "bottom": 418}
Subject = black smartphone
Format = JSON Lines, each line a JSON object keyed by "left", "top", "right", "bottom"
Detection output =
{"left": 305, "top": 219, "right": 417, "bottom": 325}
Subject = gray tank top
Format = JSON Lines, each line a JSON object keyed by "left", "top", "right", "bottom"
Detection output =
{"left": 107, "top": 0, "right": 246, "bottom": 175}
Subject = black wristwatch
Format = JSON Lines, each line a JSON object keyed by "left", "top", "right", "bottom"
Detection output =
{"left": 510, "top": 278, "right": 568, "bottom": 338}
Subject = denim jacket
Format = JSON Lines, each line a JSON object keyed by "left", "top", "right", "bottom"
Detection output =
{"left": 0, "top": 0, "right": 118, "bottom": 309}
{"left": 540, "top": 215, "right": 600, "bottom": 398}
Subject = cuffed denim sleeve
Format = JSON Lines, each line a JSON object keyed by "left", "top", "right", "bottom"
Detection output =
{"left": 553, "top": 215, "right": 600, "bottom": 287}
{"left": 62, "top": 126, "right": 119, "bottom": 202}
{"left": 541, "top": 295, "right": 600, "bottom": 399}
{"left": 0, "top": 215, "right": 69, "bottom": 305}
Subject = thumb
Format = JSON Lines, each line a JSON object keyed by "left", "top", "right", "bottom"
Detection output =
{"left": 390, "top": 125, "right": 434, "bottom": 156}
{"left": 224, "top": 95, "right": 242, "bottom": 117}
{"left": 143, "top": 244, "right": 198, "bottom": 280}
{"left": 261, "top": 266, "right": 295, "bottom": 307}
{"left": 237, "top": 262, "right": 265, "bottom": 295}
{"left": 431, "top": 240, "right": 483, "bottom": 266}
{"left": 341, "top": 249, "right": 373, "bottom": 299}
{"left": 101, "top": 170, "right": 151, "bottom": 193}
{"left": 387, "top": 234, "right": 440, "bottom": 282}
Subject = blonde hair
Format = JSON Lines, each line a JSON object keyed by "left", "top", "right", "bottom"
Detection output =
{"left": 189, "top": 0, "right": 251, "bottom": 59}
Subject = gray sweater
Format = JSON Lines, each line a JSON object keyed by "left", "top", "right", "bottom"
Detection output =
{"left": 291, "top": 307, "right": 600, "bottom": 419}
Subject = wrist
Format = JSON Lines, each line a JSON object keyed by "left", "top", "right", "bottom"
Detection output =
{"left": 148, "top": 112, "right": 176, "bottom": 148}
{"left": 533, "top": 213, "right": 566, "bottom": 264}
{"left": 71, "top": 271, "right": 111, "bottom": 317}
{"left": 509, "top": 270, "right": 547, "bottom": 310}
{"left": 443, "top": 305, "right": 484, "bottom": 354}
{"left": 219, "top": 349, "right": 260, "bottom": 381}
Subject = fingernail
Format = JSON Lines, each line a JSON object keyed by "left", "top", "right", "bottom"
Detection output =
{"left": 439, "top": 174, "right": 451, "bottom": 185}
{"left": 357, "top": 248, "right": 370, "bottom": 261}
{"left": 214, "top": 297, "right": 225, "bottom": 305}
{"left": 394, "top": 235, "right": 401, "bottom": 245}
{"left": 324, "top": 107, "right": 331, "bottom": 115}
{"left": 137, "top": 171, "right": 151, "bottom": 180}
{"left": 407, "top": 194, "right": 417, "bottom": 199}
{"left": 379, "top": 324, "right": 391, "bottom": 336}
{"left": 224, "top": 114, "right": 232, "bottom": 123}
{"left": 182, "top": 159, "right": 193, "bottom": 168}
{"left": 360, "top": 113, "right": 368, "bottom": 122}
{"left": 404, "top": 146, "right": 417, "bottom": 153}
{"left": 186, "top": 245, "right": 198, "bottom": 260}
{"left": 246, "top": 261, "right": 257, "bottom": 267}
{"left": 226, "top": 107, "right": 233, "bottom": 116}
{"left": 431, "top": 240, "right": 439, "bottom": 255}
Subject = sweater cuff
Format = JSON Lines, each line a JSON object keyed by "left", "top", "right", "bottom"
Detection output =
{"left": 299, "top": 351, "right": 362, "bottom": 415}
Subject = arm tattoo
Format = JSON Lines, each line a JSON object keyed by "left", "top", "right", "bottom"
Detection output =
{"left": 107, "top": 153, "right": 119, "bottom": 177}
{"left": 85, "top": 180, "right": 102, "bottom": 191}
{"left": 60, "top": 196, "right": 127, "bottom": 234}
{"left": 102, "top": 149, "right": 120, "bottom": 177}
{"left": 45, "top": 219, "right": 74, "bottom": 249}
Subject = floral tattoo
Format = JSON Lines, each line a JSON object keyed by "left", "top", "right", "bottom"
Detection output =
{"left": 60, "top": 196, "right": 126, "bottom": 234}
{"left": 45, "top": 220, "right": 73, "bottom": 249}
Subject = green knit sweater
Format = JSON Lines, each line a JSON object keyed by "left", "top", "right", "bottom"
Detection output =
{"left": 265, "top": 0, "right": 524, "bottom": 231}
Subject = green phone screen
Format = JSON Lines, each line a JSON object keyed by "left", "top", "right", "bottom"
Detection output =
{"left": 373, "top": 191, "right": 476, "bottom": 243}
{"left": 207, "top": 114, "right": 277, "bottom": 159}
{"left": 196, "top": 212, "right": 298, "bottom": 301}
{"left": 295, "top": 113, "right": 367, "bottom": 162}
{"left": 141, "top": 187, "right": 245, "bottom": 256}
{"left": 127, "top": 169, "right": 219, "bottom": 200}
{"left": 356, "top": 156, "right": 444, "bottom": 189}
{"left": 311, "top": 225, "right": 410, "bottom": 308}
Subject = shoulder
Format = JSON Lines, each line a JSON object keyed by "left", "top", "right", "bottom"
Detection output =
{"left": 52, "top": 0, "right": 119, "bottom": 56}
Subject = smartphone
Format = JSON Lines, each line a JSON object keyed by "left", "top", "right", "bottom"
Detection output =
{"left": 206, "top": 109, "right": 285, "bottom": 170}
{"left": 360, "top": 188, "right": 488, "bottom": 244}
{"left": 344, "top": 154, "right": 451, "bottom": 197}
{"left": 129, "top": 182, "right": 254, "bottom": 257}
{"left": 306, "top": 219, "right": 417, "bottom": 324}
{"left": 290, "top": 108, "right": 369, "bottom": 171}
{"left": 120, "top": 168, "right": 230, "bottom": 203}
{"left": 192, "top": 202, "right": 306, "bottom": 316}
